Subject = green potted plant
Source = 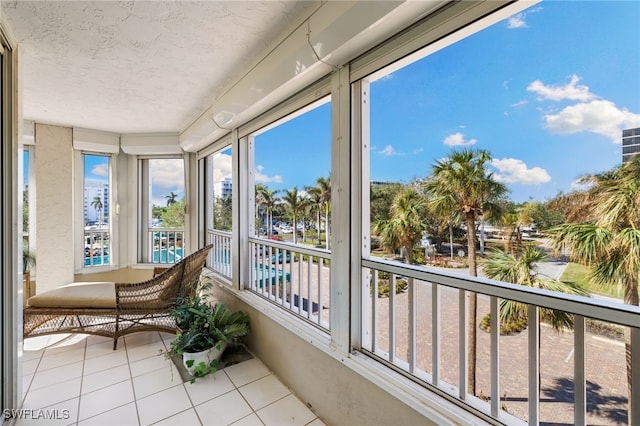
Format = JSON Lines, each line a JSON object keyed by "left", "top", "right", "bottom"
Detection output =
{"left": 164, "top": 281, "right": 250, "bottom": 383}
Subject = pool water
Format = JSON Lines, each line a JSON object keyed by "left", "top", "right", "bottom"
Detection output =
{"left": 84, "top": 247, "right": 183, "bottom": 266}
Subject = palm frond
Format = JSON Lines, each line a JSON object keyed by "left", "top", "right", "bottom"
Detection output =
{"left": 482, "top": 247, "right": 589, "bottom": 333}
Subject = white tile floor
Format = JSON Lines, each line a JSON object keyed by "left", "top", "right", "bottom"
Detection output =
{"left": 17, "top": 332, "right": 325, "bottom": 426}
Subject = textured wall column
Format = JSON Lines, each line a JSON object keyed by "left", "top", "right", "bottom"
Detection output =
{"left": 35, "top": 124, "right": 74, "bottom": 292}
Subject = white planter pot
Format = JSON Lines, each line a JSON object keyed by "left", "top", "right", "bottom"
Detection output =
{"left": 182, "top": 342, "right": 227, "bottom": 376}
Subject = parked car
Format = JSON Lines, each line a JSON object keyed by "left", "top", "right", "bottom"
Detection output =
{"left": 420, "top": 236, "right": 436, "bottom": 247}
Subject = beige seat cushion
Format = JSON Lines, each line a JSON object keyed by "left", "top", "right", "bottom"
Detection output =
{"left": 27, "top": 282, "right": 116, "bottom": 309}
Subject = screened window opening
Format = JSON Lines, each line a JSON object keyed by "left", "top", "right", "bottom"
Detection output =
{"left": 249, "top": 97, "right": 333, "bottom": 331}
{"left": 206, "top": 146, "right": 233, "bottom": 278}
{"left": 139, "top": 157, "right": 185, "bottom": 264}
{"left": 83, "top": 154, "right": 111, "bottom": 267}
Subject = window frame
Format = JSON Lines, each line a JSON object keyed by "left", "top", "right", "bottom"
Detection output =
{"left": 74, "top": 151, "right": 117, "bottom": 273}
{"left": 136, "top": 155, "right": 187, "bottom": 265}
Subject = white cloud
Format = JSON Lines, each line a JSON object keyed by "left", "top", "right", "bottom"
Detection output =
{"left": 372, "top": 145, "right": 424, "bottom": 157}
{"left": 490, "top": 158, "right": 551, "bottom": 185}
{"left": 505, "top": 100, "right": 529, "bottom": 116}
{"left": 543, "top": 100, "right": 640, "bottom": 142}
{"left": 380, "top": 145, "right": 399, "bottom": 156}
{"left": 377, "top": 145, "right": 424, "bottom": 156}
{"left": 506, "top": 7, "right": 542, "bottom": 29}
{"left": 527, "top": 74, "right": 595, "bottom": 102}
{"left": 255, "top": 164, "right": 283, "bottom": 184}
{"left": 150, "top": 159, "right": 185, "bottom": 191}
{"left": 91, "top": 164, "right": 109, "bottom": 177}
{"left": 212, "top": 152, "right": 232, "bottom": 183}
{"left": 149, "top": 159, "right": 185, "bottom": 206}
{"left": 443, "top": 132, "right": 477, "bottom": 147}
{"left": 507, "top": 14, "right": 527, "bottom": 29}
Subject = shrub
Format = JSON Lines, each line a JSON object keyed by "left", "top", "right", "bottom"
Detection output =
{"left": 480, "top": 313, "right": 527, "bottom": 335}
{"left": 376, "top": 278, "right": 408, "bottom": 297}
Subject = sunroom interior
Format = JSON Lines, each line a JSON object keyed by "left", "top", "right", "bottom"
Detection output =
{"left": 1, "top": 1, "right": 638, "bottom": 425}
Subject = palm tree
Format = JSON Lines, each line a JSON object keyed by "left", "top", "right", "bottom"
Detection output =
{"left": 165, "top": 191, "right": 178, "bottom": 206}
{"left": 90, "top": 195, "right": 103, "bottom": 223}
{"left": 424, "top": 148, "right": 508, "bottom": 395}
{"left": 281, "top": 188, "right": 306, "bottom": 244}
{"left": 256, "top": 185, "right": 278, "bottom": 237}
{"left": 305, "top": 187, "right": 323, "bottom": 244}
{"left": 481, "top": 245, "right": 588, "bottom": 331}
{"left": 373, "top": 187, "right": 426, "bottom": 264}
{"left": 549, "top": 156, "right": 640, "bottom": 415}
{"left": 504, "top": 201, "right": 536, "bottom": 254}
{"left": 316, "top": 176, "right": 331, "bottom": 250}
{"left": 421, "top": 180, "right": 462, "bottom": 259}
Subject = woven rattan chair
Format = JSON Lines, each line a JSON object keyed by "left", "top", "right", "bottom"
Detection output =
{"left": 23, "top": 244, "right": 213, "bottom": 349}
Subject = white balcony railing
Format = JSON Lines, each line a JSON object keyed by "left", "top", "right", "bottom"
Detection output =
{"left": 249, "top": 237, "right": 331, "bottom": 332}
{"left": 207, "top": 229, "right": 232, "bottom": 278}
{"left": 148, "top": 228, "right": 184, "bottom": 264}
{"left": 361, "top": 257, "right": 639, "bottom": 425}
{"left": 84, "top": 229, "right": 110, "bottom": 267}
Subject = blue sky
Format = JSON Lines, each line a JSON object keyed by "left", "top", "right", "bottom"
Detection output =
{"left": 254, "top": 1, "right": 640, "bottom": 203}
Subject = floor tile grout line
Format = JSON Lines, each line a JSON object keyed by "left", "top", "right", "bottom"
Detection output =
{"left": 191, "top": 387, "right": 256, "bottom": 426}
{"left": 226, "top": 369, "right": 272, "bottom": 390}
{"left": 74, "top": 336, "right": 148, "bottom": 424}
{"left": 26, "top": 362, "right": 86, "bottom": 394}
{"left": 79, "top": 377, "right": 132, "bottom": 397}
{"left": 192, "top": 387, "right": 239, "bottom": 409}
{"left": 36, "top": 349, "right": 87, "bottom": 373}
{"left": 73, "top": 336, "right": 88, "bottom": 426}
{"left": 241, "top": 375, "right": 320, "bottom": 425}
{"left": 127, "top": 332, "right": 197, "bottom": 423}
{"left": 180, "top": 366, "right": 205, "bottom": 425}
{"left": 125, "top": 332, "right": 145, "bottom": 426}
{"left": 148, "top": 407, "right": 199, "bottom": 426}
{"left": 231, "top": 412, "right": 266, "bottom": 426}
{"left": 20, "top": 346, "right": 45, "bottom": 409}
{"left": 233, "top": 372, "right": 280, "bottom": 417}
{"left": 21, "top": 371, "right": 83, "bottom": 415}
{"left": 76, "top": 400, "right": 137, "bottom": 424}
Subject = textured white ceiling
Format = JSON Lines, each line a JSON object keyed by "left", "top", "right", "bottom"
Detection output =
{"left": 1, "top": 1, "right": 318, "bottom": 134}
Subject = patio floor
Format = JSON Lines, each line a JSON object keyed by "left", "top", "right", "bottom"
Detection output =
{"left": 18, "top": 332, "right": 324, "bottom": 426}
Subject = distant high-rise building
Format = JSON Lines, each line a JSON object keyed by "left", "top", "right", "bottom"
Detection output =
{"left": 622, "top": 127, "right": 640, "bottom": 163}
{"left": 84, "top": 181, "right": 109, "bottom": 223}
{"left": 213, "top": 176, "right": 233, "bottom": 199}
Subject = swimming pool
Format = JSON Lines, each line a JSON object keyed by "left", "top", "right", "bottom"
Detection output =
{"left": 84, "top": 247, "right": 184, "bottom": 266}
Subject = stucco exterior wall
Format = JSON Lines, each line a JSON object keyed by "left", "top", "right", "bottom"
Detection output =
{"left": 34, "top": 124, "right": 74, "bottom": 292}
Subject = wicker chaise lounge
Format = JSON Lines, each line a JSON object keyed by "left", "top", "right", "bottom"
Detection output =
{"left": 23, "top": 244, "right": 213, "bottom": 349}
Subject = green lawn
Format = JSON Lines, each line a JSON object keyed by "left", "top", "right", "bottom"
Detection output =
{"left": 559, "top": 262, "right": 624, "bottom": 300}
